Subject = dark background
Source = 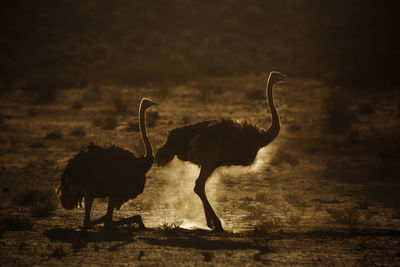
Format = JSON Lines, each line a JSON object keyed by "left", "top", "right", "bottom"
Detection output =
{"left": 1, "top": 0, "right": 399, "bottom": 94}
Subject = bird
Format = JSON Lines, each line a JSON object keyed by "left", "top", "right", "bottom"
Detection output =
{"left": 57, "top": 98, "right": 158, "bottom": 229}
{"left": 155, "top": 71, "right": 286, "bottom": 231}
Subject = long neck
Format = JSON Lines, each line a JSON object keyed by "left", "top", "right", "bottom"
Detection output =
{"left": 139, "top": 104, "right": 153, "bottom": 157}
{"left": 262, "top": 77, "right": 280, "bottom": 146}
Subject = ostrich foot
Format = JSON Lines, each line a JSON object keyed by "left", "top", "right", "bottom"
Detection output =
{"left": 210, "top": 218, "right": 224, "bottom": 232}
{"left": 83, "top": 219, "right": 93, "bottom": 229}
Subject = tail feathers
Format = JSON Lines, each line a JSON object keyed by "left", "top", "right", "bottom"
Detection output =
{"left": 155, "top": 142, "right": 176, "bottom": 166}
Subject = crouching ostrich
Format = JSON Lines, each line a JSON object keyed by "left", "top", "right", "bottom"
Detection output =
{"left": 156, "top": 71, "right": 286, "bottom": 231}
{"left": 57, "top": 98, "right": 157, "bottom": 229}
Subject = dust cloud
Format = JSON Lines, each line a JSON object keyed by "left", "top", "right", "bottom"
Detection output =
{"left": 145, "top": 145, "right": 278, "bottom": 230}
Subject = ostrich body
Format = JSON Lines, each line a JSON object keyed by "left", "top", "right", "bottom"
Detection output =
{"left": 57, "top": 98, "right": 157, "bottom": 229}
{"left": 155, "top": 71, "right": 286, "bottom": 231}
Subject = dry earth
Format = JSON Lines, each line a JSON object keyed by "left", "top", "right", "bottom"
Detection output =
{"left": 1, "top": 76, "right": 400, "bottom": 266}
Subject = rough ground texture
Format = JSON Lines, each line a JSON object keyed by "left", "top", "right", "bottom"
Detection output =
{"left": 1, "top": 76, "right": 399, "bottom": 265}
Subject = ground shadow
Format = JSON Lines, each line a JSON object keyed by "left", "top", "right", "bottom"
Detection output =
{"left": 44, "top": 227, "right": 137, "bottom": 244}
{"left": 140, "top": 236, "right": 256, "bottom": 250}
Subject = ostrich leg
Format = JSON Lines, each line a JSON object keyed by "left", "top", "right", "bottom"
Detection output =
{"left": 104, "top": 198, "right": 115, "bottom": 229}
{"left": 83, "top": 196, "right": 94, "bottom": 229}
{"left": 194, "top": 165, "right": 223, "bottom": 232}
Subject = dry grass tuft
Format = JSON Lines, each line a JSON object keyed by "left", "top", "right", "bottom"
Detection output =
{"left": 356, "top": 102, "right": 374, "bottom": 115}
{"left": 45, "top": 130, "right": 63, "bottom": 140}
{"left": 272, "top": 150, "right": 299, "bottom": 166}
{"left": 325, "top": 207, "right": 360, "bottom": 231}
{"left": 71, "top": 100, "right": 83, "bottom": 110}
{"left": 31, "top": 199, "right": 57, "bottom": 218}
{"left": 70, "top": 126, "right": 86, "bottom": 136}
{"left": 110, "top": 87, "right": 129, "bottom": 114}
{"left": 245, "top": 88, "right": 264, "bottom": 100}
{"left": 146, "top": 110, "right": 160, "bottom": 128}
{"left": 158, "top": 221, "right": 183, "bottom": 233}
{"left": 93, "top": 116, "right": 119, "bottom": 130}
{"left": 323, "top": 90, "right": 358, "bottom": 135}
{"left": 13, "top": 189, "right": 53, "bottom": 206}
{"left": 126, "top": 121, "right": 140, "bottom": 132}
{"left": 83, "top": 85, "right": 102, "bottom": 103}
{"left": 0, "top": 217, "right": 33, "bottom": 231}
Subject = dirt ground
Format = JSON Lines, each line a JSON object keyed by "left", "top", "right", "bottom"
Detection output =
{"left": 1, "top": 76, "right": 400, "bottom": 266}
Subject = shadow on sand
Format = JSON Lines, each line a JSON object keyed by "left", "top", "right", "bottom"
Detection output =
{"left": 139, "top": 236, "right": 256, "bottom": 250}
{"left": 44, "top": 227, "right": 137, "bottom": 244}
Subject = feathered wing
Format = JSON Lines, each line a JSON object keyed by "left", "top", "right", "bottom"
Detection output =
{"left": 155, "top": 120, "right": 214, "bottom": 166}
{"left": 155, "top": 119, "right": 265, "bottom": 167}
{"left": 60, "top": 143, "right": 149, "bottom": 208}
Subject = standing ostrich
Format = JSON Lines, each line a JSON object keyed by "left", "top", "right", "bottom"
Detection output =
{"left": 57, "top": 98, "right": 157, "bottom": 229}
{"left": 155, "top": 71, "right": 286, "bottom": 231}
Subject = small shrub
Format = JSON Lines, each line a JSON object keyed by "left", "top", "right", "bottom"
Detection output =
{"left": 126, "top": 121, "right": 140, "bottom": 132}
{"left": 323, "top": 90, "right": 358, "bottom": 135}
{"left": 70, "top": 126, "right": 86, "bottom": 136}
{"left": 13, "top": 189, "right": 54, "bottom": 206}
{"left": 30, "top": 142, "right": 45, "bottom": 148}
{"left": 31, "top": 199, "right": 57, "bottom": 218}
{"left": 356, "top": 102, "right": 374, "bottom": 115}
{"left": 287, "top": 215, "right": 301, "bottom": 226}
{"left": 93, "top": 116, "right": 118, "bottom": 130}
{"left": 288, "top": 124, "right": 302, "bottom": 132}
{"left": 245, "top": 88, "right": 264, "bottom": 100}
{"left": 254, "top": 218, "right": 282, "bottom": 234}
{"left": 181, "top": 115, "right": 191, "bottom": 124}
{"left": 158, "top": 221, "right": 183, "bottom": 232}
{"left": 214, "top": 86, "right": 225, "bottom": 95}
{"left": 71, "top": 101, "right": 83, "bottom": 110}
{"left": 83, "top": 85, "right": 101, "bottom": 103}
{"left": 146, "top": 110, "right": 160, "bottom": 128}
{"left": 50, "top": 247, "right": 67, "bottom": 258}
{"left": 110, "top": 88, "right": 129, "bottom": 114}
{"left": 326, "top": 207, "right": 360, "bottom": 231}
{"left": 0, "top": 217, "right": 33, "bottom": 231}
{"left": 254, "top": 193, "right": 269, "bottom": 202}
{"left": 45, "top": 130, "right": 63, "bottom": 140}
{"left": 272, "top": 151, "right": 299, "bottom": 166}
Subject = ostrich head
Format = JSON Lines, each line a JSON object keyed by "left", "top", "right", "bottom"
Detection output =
{"left": 56, "top": 174, "right": 83, "bottom": 210}
{"left": 140, "top": 98, "right": 158, "bottom": 110}
{"left": 268, "top": 71, "right": 287, "bottom": 85}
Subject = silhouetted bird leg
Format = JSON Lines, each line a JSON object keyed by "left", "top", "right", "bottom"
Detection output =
{"left": 83, "top": 196, "right": 94, "bottom": 229}
{"left": 103, "top": 198, "right": 115, "bottom": 230}
{"left": 194, "top": 166, "right": 224, "bottom": 232}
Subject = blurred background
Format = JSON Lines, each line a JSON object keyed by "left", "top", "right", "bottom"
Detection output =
{"left": 0, "top": 0, "right": 400, "bottom": 232}
{"left": 1, "top": 0, "right": 398, "bottom": 96}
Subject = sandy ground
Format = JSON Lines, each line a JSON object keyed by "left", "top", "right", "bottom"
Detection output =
{"left": 1, "top": 76, "right": 400, "bottom": 265}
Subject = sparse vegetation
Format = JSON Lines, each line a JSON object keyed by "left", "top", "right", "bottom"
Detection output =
{"left": 323, "top": 90, "right": 358, "bottom": 135}
{"left": 326, "top": 207, "right": 360, "bottom": 231}
{"left": 126, "top": 121, "right": 140, "bottom": 132}
{"left": 357, "top": 102, "right": 374, "bottom": 115}
{"left": 71, "top": 100, "right": 83, "bottom": 110}
{"left": 13, "top": 189, "right": 54, "bottom": 206}
{"left": 158, "top": 221, "right": 183, "bottom": 233}
{"left": 93, "top": 116, "right": 119, "bottom": 130}
{"left": 70, "top": 126, "right": 86, "bottom": 137}
{"left": 245, "top": 88, "right": 264, "bottom": 100}
{"left": 146, "top": 110, "right": 160, "bottom": 128}
{"left": 110, "top": 87, "right": 129, "bottom": 114}
{"left": 0, "top": 217, "right": 33, "bottom": 231}
{"left": 45, "top": 130, "right": 63, "bottom": 140}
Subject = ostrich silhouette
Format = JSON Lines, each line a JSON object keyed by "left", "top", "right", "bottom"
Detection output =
{"left": 155, "top": 71, "right": 286, "bottom": 231}
{"left": 57, "top": 98, "right": 157, "bottom": 229}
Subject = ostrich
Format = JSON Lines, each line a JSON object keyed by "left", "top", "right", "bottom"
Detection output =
{"left": 57, "top": 98, "right": 157, "bottom": 229}
{"left": 155, "top": 71, "right": 286, "bottom": 231}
